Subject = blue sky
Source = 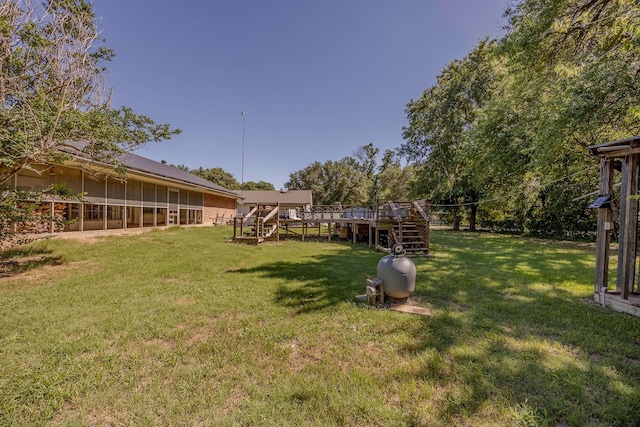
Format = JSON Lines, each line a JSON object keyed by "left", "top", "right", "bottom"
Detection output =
{"left": 93, "top": 1, "right": 507, "bottom": 190}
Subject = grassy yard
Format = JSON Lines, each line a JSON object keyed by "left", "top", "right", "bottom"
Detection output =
{"left": 1, "top": 227, "right": 639, "bottom": 426}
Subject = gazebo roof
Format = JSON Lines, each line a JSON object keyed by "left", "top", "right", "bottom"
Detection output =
{"left": 588, "top": 136, "right": 640, "bottom": 157}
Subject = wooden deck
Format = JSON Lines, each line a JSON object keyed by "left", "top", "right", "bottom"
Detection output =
{"left": 232, "top": 201, "right": 431, "bottom": 255}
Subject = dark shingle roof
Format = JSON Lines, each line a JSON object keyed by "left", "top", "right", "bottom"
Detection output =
{"left": 62, "top": 143, "right": 240, "bottom": 198}
{"left": 117, "top": 152, "right": 239, "bottom": 197}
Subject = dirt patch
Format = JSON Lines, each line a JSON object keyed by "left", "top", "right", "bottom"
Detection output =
{"left": 176, "top": 297, "right": 197, "bottom": 306}
{"left": 0, "top": 258, "right": 94, "bottom": 289}
{"left": 0, "top": 255, "right": 63, "bottom": 278}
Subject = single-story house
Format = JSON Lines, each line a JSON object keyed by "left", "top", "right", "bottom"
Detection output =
{"left": 1, "top": 151, "right": 240, "bottom": 234}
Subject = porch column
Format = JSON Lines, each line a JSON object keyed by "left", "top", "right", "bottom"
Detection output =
{"left": 80, "top": 170, "right": 84, "bottom": 232}
{"left": 103, "top": 177, "right": 107, "bottom": 230}
{"left": 139, "top": 181, "right": 144, "bottom": 228}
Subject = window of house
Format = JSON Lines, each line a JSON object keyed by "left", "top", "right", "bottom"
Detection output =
{"left": 84, "top": 204, "right": 104, "bottom": 220}
{"left": 107, "top": 206, "right": 123, "bottom": 220}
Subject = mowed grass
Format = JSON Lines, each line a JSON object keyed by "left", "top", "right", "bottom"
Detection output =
{"left": 1, "top": 227, "right": 639, "bottom": 426}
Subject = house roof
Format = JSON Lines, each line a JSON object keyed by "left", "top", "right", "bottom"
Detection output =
{"left": 116, "top": 152, "right": 240, "bottom": 198}
{"left": 239, "top": 190, "right": 313, "bottom": 205}
{"left": 62, "top": 144, "right": 240, "bottom": 199}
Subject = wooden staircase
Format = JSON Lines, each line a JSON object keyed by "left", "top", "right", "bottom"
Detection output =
{"left": 380, "top": 200, "right": 430, "bottom": 256}
{"left": 233, "top": 204, "right": 280, "bottom": 244}
{"left": 391, "top": 222, "right": 428, "bottom": 255}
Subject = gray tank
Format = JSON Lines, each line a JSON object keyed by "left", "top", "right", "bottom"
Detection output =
{"left": 376, "top": 245, "right": 416, "bottom": 299}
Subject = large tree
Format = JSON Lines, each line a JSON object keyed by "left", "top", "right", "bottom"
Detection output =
{"left": 377, "top": 149, "right": 414, "bottom": 203}
{"left": 285, "top": 156, "right": 369, "bottom": 206}
{"left": 400, "top": 40, "right": 496, "bottom": 231}
{"left": 400, "top": 0, "right": 640, "bottom": 237}
{"left": 0, "top": 0, "right": 179, "bottom": 183}
{"left": 472, "top": 0, "right": 640, "bottom": 236}
{"left": 353, "top": 143, "right": 379, "bottom": 206}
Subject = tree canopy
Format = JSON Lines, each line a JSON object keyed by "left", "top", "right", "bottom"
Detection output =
{"left": 184, "top": 166, "right": 274, "bottom": 191}
{"left": 285, "top": 144, "right": 413, "bottom": 206}
{"left": 400, "top": 0, "right": 640, "bottom": 238}
{"left": 189, "top": 167, "right": 241, "bottom": 190}
{"left": 241, "top": 181, "right": 275, "bottom": 191}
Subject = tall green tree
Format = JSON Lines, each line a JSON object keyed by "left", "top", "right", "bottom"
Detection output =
{"left": 285, "top": 157, "right": 369, "bottom": 206}
{"left": 285, "top": 161, "right": 325, "bottom": 200}
{"left": 353, "top": 143, "right": 379, "bottom": 206}
{"left": 377, "top": 149, "right": 414, "bottom": 203}
{"left": 472, "top": 0, "right": 640, "bottom": 236}
{"left": 286, "top": 145, "right": 414, "bottom": 207}
{"left": 400, "top": 40, "right": 496, "bottom": 231}
{"left": 400, "top": 0, "right": 640, "bottom": 238}
{"left": 498, "top": 0, "right": 640, "bottom": 151}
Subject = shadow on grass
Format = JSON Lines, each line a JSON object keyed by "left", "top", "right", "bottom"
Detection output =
{"left": 396, "top": 231, "right": 640, "bottom": 425}
{"left": 232, "top": 232, "right": 640, "bottom": 424}
{"left": 229, "top": 243, "right": 380, "bottom": 314}
{"left": 0, "top": 246, "right": 62, "bottom": 278}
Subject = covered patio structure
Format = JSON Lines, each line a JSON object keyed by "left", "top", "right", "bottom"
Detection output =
{"left": 589, "top": 136, "right": 640, "bottom": 316}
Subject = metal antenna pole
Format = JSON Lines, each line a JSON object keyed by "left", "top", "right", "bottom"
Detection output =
{"left": 241, "top": 111, "right": 245, "bottom": 195}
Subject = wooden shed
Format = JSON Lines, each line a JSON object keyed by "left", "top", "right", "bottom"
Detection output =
{"left": 589, "top": 136, "right": 640, "bottom": 316}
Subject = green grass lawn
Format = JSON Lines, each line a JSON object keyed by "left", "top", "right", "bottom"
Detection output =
{"left": 1, "top": 227, "right": 639, "bottom": 426}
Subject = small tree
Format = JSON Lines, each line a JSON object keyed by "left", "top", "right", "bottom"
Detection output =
{"left": 0, "top": 0, "right": 179, "bottom": 238}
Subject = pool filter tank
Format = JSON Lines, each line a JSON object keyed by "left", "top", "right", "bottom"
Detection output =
{"left": 376, "top": 245, "right": 416, "bottom": 299}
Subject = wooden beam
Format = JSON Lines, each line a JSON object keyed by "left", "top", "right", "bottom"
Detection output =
{"left": 388, "top": 201, "right": 403, "bottom": 223}
{"left": 617, "top": 154, "right": 639, "bottom": 299}
{"left": 600, "top": 146, "right": 640, "bottom": 158}
{"left": 412, "top": 201, "right": 430, "bottom": 222}
{"left": 595, "top": 158, "right": 614, "bottom": 294}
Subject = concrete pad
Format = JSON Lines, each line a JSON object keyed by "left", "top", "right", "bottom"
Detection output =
{"left": 355, "top": 294, "right": 432, "bottom": 316}
{"left": 389, "top": 303, "right": 431, "bottom": 316}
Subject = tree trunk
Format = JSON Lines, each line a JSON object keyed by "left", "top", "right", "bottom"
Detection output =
{"left": 469, "top": 205, "right": 477, "bottom": 232}
{"left": 452, "top": 207, "right": 460, "bottom": 231}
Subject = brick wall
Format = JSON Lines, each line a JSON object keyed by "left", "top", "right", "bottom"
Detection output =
{"left": 203, "top": 193, "right": 236, "bottom": 224}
